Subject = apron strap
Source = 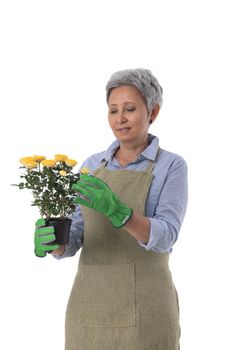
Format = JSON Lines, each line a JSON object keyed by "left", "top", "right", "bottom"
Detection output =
{"left": 144, "top": 147, "right": 161, "bottom": 173}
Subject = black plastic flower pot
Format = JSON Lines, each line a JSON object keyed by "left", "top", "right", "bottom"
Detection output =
{"left": 46, "top": 217, "right": 72, "bottom": 245}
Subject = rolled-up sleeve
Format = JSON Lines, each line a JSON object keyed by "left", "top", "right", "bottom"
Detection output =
{"left": 138, "top": 157, "right": 188, "bottom": 253}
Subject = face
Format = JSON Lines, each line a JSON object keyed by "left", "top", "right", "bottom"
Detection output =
{"left": 108, "top": 85, "right": 156, "bottom": 145}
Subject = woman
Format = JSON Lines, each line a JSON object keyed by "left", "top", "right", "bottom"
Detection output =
{"left": 35, "top": 68, "right": 188, "bottom": 350}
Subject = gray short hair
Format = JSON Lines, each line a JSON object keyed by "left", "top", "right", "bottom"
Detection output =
{"left": 106, "top": 68, "right": 163, "bottom": 112}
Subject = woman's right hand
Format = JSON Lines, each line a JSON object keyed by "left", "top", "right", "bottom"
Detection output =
{"left": 34, "top": 218, "right": 59, "bottom": 257}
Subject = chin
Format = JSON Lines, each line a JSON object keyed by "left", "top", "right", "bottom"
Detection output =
{"left": 116, "top": 135, "right": 135, "bottom": 143}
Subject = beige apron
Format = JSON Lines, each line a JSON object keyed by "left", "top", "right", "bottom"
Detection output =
{"left": 65, "top": 157, "right": 180, "bottom": 350}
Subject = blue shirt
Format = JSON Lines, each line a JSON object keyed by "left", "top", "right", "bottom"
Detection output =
{"left": 57, "top": 134, "right": 188, "bottom": 258}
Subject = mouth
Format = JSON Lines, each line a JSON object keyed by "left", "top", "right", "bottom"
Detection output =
{"left": 116, "top": 127, "right": 131, "bottom": 134}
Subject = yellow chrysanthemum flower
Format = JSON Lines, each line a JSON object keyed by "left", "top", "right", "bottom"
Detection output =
{"left": 59, "top": 170, "right": 67, "bottom": 176}
{"left": 65, "top": 159, "right": 78, "bottom": 167}
{"left": 41, "top": 159, "right": 57, "bottom": 168}
{"left": 33, "top": 155, "right": 46, "bottom": 163}
{"left": 80, "top": 167, "right": 90, "bottom": 175}
{"left": 22, "top": 160, "right": 38, "bottom": 169}
{"left": 19, "top": 156, "right": 35, "bottom": 165}
{"left": 55, "top": 154, "right": 68, "bottom": 161}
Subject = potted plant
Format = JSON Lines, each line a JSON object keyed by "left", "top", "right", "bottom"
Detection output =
{"left": 13, "top": 154, "right": 89, "bottom": 245}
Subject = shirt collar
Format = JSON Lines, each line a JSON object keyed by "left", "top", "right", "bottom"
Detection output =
{"left": 101, "top": 134, "right": 160, "bottom": 163}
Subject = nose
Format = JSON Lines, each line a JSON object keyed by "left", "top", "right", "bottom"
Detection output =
{"left": 116, "top": 109, "right": 127, "bottom": 124}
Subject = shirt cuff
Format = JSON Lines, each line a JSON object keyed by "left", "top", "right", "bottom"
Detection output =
{"left": 137, "top": 217, "right": 162, "bottom": 252}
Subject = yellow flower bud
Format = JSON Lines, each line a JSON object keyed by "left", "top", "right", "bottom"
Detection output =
{"left": 55, "top": 154, "right": 68, "bottom": 161}
{"left": 65, "top": 159, "right": 78, "bottom": 167}
{"left": 41, "top": 159, "right": 57, "bottom": 168}
{"left": 59, "top": 170, "right": 67, "bottom": 176}
{"left": 80, "top": 167, "right": 90, "bottom": 175}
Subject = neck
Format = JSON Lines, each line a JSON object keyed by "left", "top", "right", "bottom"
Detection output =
{"left": 116, "top": 136, "right": 149, "bottom": 165}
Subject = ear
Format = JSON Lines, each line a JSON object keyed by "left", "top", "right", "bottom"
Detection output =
{"left": 149, "top": 104, "right": 160, "bottom": 124}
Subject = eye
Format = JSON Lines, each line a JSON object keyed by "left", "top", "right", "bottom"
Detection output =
{"left": 126, "top": 107, "right": 136, "bottom": 112}
{"left": 109, "top": 109, "right": 118, "bottom": 114}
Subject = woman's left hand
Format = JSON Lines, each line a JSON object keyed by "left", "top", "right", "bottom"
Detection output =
{"left": 72, "top": 175, "right": 133, "bottom": 228}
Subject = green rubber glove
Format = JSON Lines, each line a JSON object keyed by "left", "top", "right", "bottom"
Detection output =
{"left": 72, "top": 175, "right": 133, "bottom": 228}
{"left": 34, "top": 218, "right": 59, "bottom": 257}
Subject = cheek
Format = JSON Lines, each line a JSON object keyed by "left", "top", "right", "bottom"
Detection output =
{"left": 133, "top": 114, "right": 149, "bottom": 129}
{"left": 108, "top": 116, "right": 114, "bottom": 130}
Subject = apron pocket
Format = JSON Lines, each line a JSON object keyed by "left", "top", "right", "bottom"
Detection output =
{"left": 79, "top": 262, "right": 136, "bottom": 328}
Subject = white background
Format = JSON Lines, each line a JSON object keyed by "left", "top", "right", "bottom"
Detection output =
{"left": 1, "top": 0, "right": 233, "bottom": 349}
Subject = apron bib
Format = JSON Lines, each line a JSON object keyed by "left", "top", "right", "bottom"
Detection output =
{"left": 65, "top": 158, "right": 180, "bottom": 350}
